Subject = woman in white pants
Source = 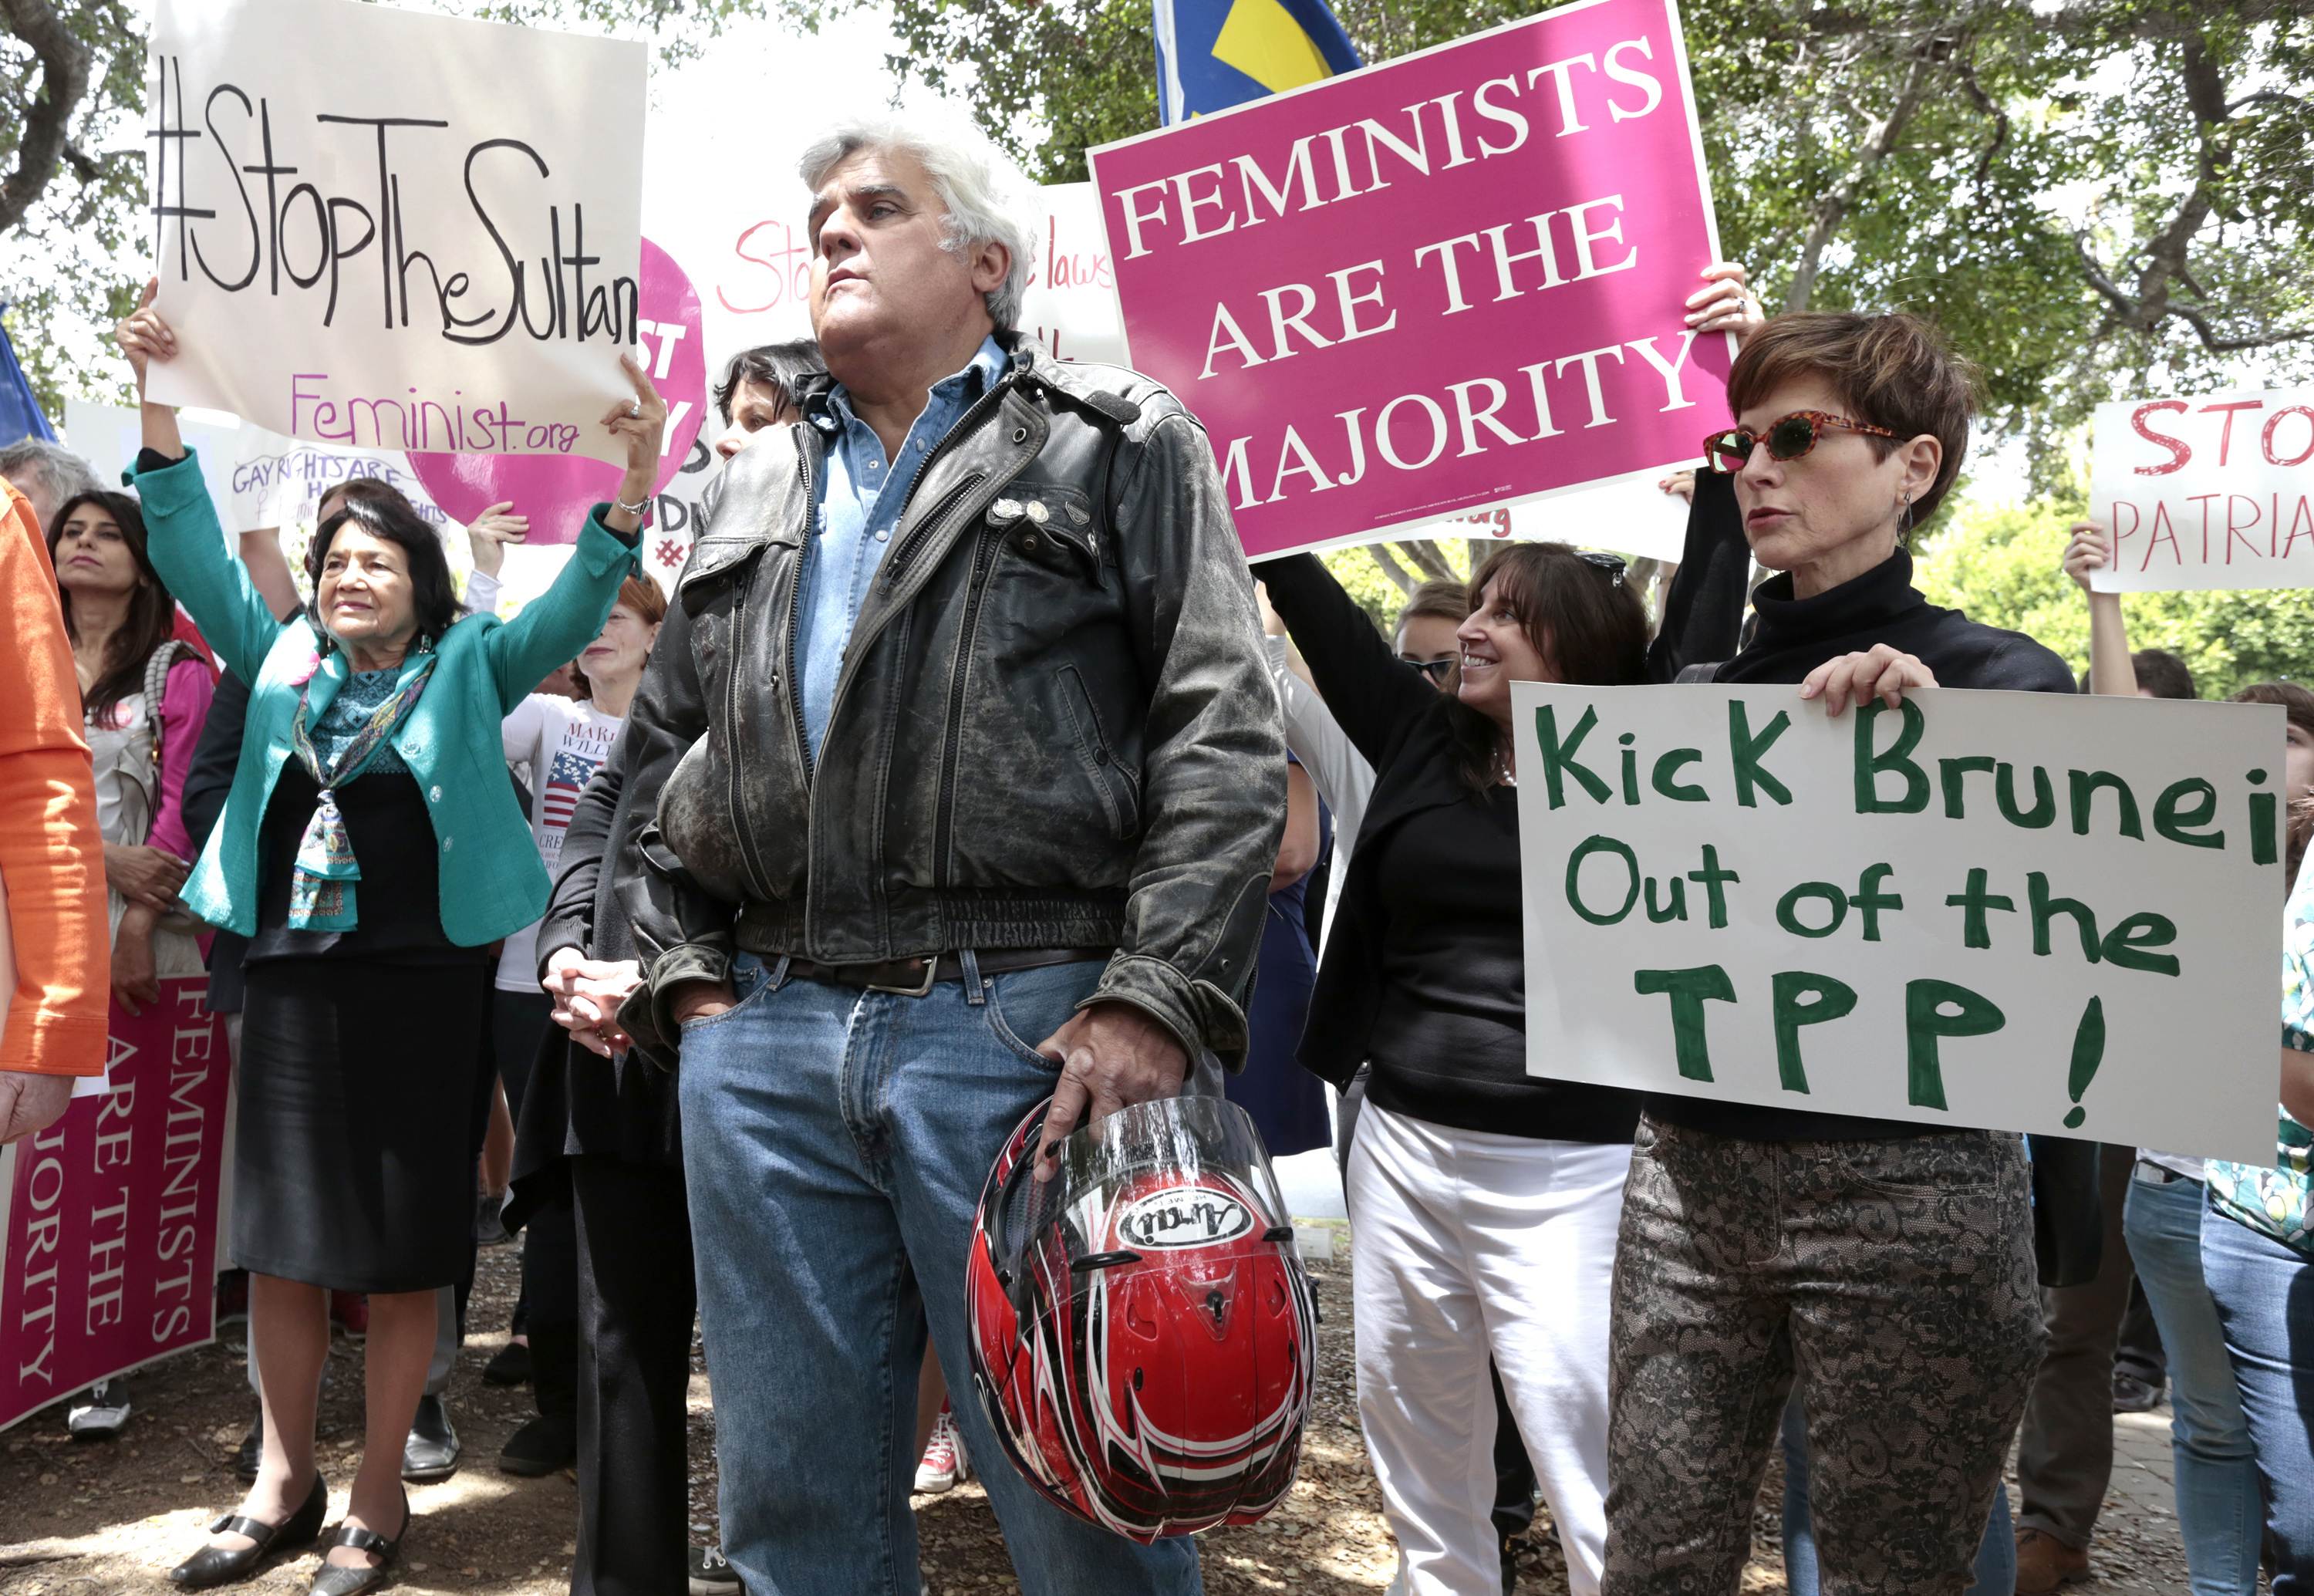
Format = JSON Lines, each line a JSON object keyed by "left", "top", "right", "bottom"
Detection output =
{"left": 1259, "top": 543, "right": 1651, "bottom": 1596}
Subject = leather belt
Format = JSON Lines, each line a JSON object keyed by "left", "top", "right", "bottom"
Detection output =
{"left": 781, "top": 947, "right": 1107, "bottom": 997}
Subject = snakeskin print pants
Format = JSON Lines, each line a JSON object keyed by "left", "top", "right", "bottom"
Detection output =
{"left": 1602, "top": 1114, "right": 2046, "bottom": 1595}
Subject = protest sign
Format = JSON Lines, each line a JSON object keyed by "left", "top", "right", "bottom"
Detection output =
{"left": 62, "top": 398, "right": 242, "bottom": 526}
{"left": 0, "top": 978, "right": 232, "bottom": 1432}
{"left": 2089, "top": 387, "right": 2314, "bottom": 592}
{"left": 1511, "top": 682, "right": 2283, "bottom": 1162}
{"left": 644, "top": 167, "right": 1124, "bottom": 372}
{"left": 409, "top": 238, "right": 708, "bottom": 548}
{"left": 143, "top": 0, "right": 646, "bottom": 466}
{"left": 1088, "top": 0, "right": 1731, "bottom": 559}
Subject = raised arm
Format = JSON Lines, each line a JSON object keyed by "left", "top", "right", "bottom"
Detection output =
{"left": 479, "top": 359, "right": 663, "bottom": 705}
{"left": 114, "top": 287, "right": 287, "bottom": 682}
{"left": 1646, "top": 470, "right": 1750, "bottom": 682}
{"left": 1257, "top": 553, "right": 1439, "bottom": 769}
{"left": 2063, "top": 520, "right": 2138, "bottom": 696}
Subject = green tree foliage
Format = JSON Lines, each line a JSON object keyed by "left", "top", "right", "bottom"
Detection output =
{"left": 1914, "top": 496, "right": 2314, "bottom": 697}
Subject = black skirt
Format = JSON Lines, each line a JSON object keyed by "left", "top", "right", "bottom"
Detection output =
{"left": 234, "top": 957, "right": 495, "bottom": 1293}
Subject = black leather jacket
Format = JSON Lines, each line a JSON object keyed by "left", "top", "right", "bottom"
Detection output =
{"left": 616, "top": 333, "right": 1285, "bottom": 1068}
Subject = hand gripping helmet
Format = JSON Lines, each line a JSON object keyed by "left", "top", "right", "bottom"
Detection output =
{"left": 964, "top": 1094, "right": 1317, "bottom": 1541}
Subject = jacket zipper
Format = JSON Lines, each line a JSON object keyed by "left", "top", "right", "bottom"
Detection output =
{"left": 723, "top": 577, "right": 779, "bottom": 902}
{"left": 932, "top": 525, "right": 1002, "bottom": 889}
{"left": 785, "top": 433, "right": 818, "bottom": 791}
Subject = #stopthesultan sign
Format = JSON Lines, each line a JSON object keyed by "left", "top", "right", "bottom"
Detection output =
{"left": 1512, "top": 683, "right": 2285, "bottom": 1163}
{"left": 143, "top": 0, "right": 646, "bottom": 466}
{"left": 1088, "top": 0, "right": 1732, "bottom": 558}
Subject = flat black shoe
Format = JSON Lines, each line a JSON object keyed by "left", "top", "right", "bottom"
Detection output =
{"left": 400, "top": 1395, "right": 459, "bottom": 1483}
{"left": 481, "top": 1340, "right": 531, "bottom": 1388}
{"left": 308, "top": 1489, "right": 406, "bottom": 1596}
{"left": 234, "top": 1412, "right": 263, "bottom": 1484}
{"left": 168, "top": 1473, "right": 327, "bottom": 1589}
{"left": 497, "top": 1412, "right": 577, "bottom": 1476}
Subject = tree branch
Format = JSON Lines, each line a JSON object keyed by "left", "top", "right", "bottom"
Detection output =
{"left": 0, "top": 0, "right": 94, "bottom": 238}
{"left": 1364, "top": 542, "right": 1419, "bottom": 597}
{"left": 1785, "top": 39, "right": 1942, "bottom": 312}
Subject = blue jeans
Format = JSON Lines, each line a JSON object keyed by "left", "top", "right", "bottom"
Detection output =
{"left": 2123, "top": 1173, "right": 2261, "bottom": 1596}
{"left": 2201, "top": 1196, "right": 2314, "bottom": 1595}
{"left": 676, "top": 953, "right": 1203, "bottom": 1596}
{"left": 1779, "top": 1392, "right": 2014, "bottom": 1594}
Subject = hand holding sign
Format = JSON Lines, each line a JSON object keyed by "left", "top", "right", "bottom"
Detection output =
{"left": 599, "top": 350, "right": 669, "bottom": 535}
{"left": 115, "top": 278, "right": 177, "bottom": 397}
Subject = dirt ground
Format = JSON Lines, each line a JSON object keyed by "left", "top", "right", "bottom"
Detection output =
{"left": 2, "top": 1227, "right": 2194, "bottom": 1595}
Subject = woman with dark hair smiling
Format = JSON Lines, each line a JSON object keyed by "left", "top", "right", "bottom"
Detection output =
{"left": 1602, "top": 312, "right": 2080, "bottom": 1596}
{"left": 113, "top": 281, "right": 653, "bottom": 1596}
{"left": 1260, "top": 538, "right": 1651, "bottom": 1596}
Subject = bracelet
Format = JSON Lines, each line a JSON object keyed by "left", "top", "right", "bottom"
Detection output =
{"left": 614, "top": 492, "right": 652, "bottom": 518}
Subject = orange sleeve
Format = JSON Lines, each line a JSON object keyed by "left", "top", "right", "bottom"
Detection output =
{"left": 0, "top": 483, "right": 107, "bottom": 1076}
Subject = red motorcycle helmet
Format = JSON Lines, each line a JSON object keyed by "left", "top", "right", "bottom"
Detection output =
{"left": 964, "top": 1094, "right": 1317, "bottom": 1541}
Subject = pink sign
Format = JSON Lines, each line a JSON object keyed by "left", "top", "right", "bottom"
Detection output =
{"left": 407, "top": 238, "right": 709, "bottom": 545}
{"left": 1, "top": 979, "right": 232, "bottom": 1431}
{"left": 1088, "top": 0, "right": 1731, "bottom": 558}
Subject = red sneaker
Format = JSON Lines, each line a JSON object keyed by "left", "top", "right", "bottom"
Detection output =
{"left": 913, "top": 1402, "right": 970, "bottom": 1494}
{"left": 330, "top": 1290, "right": 369, "bottom": 1341}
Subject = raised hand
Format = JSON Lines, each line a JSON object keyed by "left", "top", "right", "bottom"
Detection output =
{"left": 1687, "top": 262, "right": 1766, "bottom": 351}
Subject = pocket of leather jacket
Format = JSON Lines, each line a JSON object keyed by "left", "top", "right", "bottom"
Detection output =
{"left": 1056, "top": 663, "right": 1142, "bottom": 841}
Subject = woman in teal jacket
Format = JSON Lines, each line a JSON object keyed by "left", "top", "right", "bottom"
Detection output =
{"left": 116, "top": 286, "right": 658, "bottom": 1596}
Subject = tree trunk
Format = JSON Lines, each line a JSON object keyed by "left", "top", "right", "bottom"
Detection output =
{"left": 0, "top": 0, "right": 94, "bottom": 238}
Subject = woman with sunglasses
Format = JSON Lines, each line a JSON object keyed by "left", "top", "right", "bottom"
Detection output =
{"left": 1603, "top": 312, "right": 2079, "bottom": 1596}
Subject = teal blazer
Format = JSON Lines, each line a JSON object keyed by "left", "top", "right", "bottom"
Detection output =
{"left": 131, "top": 448, "right": 640, "bottom": 946}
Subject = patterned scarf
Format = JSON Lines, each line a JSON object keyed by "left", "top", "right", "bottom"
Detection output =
{"left": 287, "top": 654, "right": 437, "bottom": 930}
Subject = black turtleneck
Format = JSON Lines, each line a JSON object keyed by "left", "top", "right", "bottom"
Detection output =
{"left": 1647, "top": 473, "right": 2078, "bottom": 1141}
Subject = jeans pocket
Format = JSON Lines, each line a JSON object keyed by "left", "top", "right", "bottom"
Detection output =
{"left": 981, "top": 964, "right": 1095, "bottom": 1071}
{"left": 677, "top": 954, "right": 773, "bottom": 1036}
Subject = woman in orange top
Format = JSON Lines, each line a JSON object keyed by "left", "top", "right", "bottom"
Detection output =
{"left": 0, "top": 478, "right": 109, "bottom": 1142}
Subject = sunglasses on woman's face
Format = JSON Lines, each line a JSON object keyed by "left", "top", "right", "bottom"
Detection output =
{"left": 1703, "top": 410, "right": 1900, "bottom": 474}
{"left": 1401, "top": 656, "right": 1456, "bottom": 682}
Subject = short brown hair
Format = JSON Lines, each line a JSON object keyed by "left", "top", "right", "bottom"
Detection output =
{"left": 571, "top": 576, "right": 670, "bottom": 700}
{"left": 2231, "top": 680, "right": 2314, "bottom": 741}
{"left": 1443, "top": 542, "right": 1648, "bottom": 790}
{"left": 1726, "top": 311, "right": 1980, "bottom": 531}
{"left": 2132, "top": 649, "right": 2198, "bottom": 701}
{"left": 1395, "top": 577, "right": 1466, "bottom": 636}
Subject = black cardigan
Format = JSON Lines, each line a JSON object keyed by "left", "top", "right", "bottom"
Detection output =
{"left": 1260, "top": 552, "right": 1641, "bottom": 1142}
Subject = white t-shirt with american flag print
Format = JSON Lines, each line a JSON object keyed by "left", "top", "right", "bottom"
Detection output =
{"left": 494, "top": 693, "right": 623, "bottom": 994}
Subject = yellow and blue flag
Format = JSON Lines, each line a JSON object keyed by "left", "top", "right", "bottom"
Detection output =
{"left": 1152, "top": 0, "right": 1362, "bottom": 124}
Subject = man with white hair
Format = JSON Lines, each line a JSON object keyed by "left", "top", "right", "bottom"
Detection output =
{"left": 606, "top": 120, "right": 1283, "bottom": 1591}
{"left": 0, "top": 436, "right": 100, "bottom": 535}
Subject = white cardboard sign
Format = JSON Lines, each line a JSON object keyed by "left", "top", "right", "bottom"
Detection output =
{"left": 1513, "top": 682, "right": 2284, "bottom": 1162}
{"left": 143, "top": 0, "right": 646, "bottom": 467}
{"left": 2088, "top": 387, "right": 2314, "bottom": 592}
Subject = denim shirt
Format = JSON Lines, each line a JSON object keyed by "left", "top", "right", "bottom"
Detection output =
{"left": 796, "top": 336, "right": 1006, "bottom": 759}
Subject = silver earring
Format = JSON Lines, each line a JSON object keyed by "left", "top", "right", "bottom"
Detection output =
{"left": 1896, "top": 495, "right": 1914, "bottom": 545}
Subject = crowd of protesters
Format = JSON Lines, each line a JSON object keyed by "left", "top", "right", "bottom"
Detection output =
{"left": 1, "top": 110, "right": 2309, "bottom": 1596}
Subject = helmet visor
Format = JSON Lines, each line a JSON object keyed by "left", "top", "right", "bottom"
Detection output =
{"left": 987, "top": 1096, "right": 1290, "bottom": 1318}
